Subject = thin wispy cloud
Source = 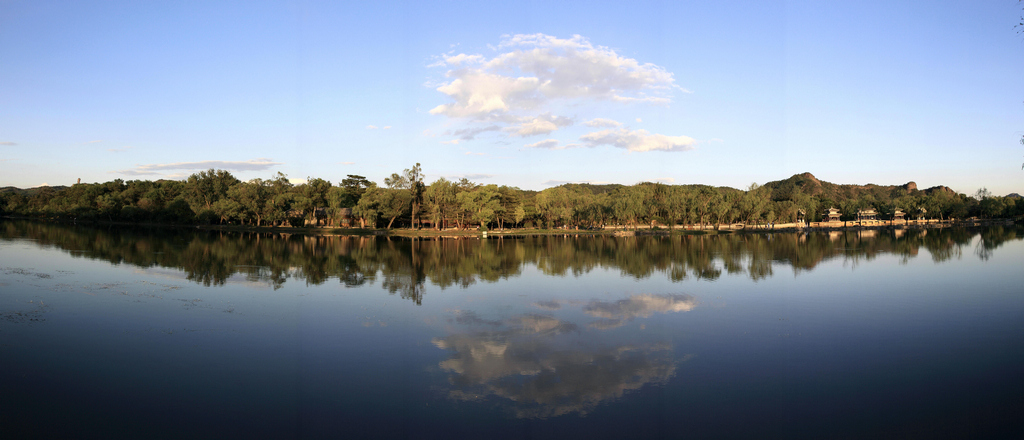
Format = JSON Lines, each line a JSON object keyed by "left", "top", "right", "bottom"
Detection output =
{"left": 464, "top": 151, "right": 485, "bottom": 156}
{"left": 107, "top": 146, "right": 133, "bottom": 153}
{"left": 0, "top": 141, "right": 16, "bottom": 146}
{"left": 86, "top": 140, "right": 102, "bottom": 144}
{"left": 504, "top": 114, "right": 573, "bottom": 137}
{"left": 584, "top": 118, "right": 621, "bottom": 128}
{"left": 543, "top": 179, "right": 611, "bottom": 186}
{"left": 450, "top": 125, "right": 501, "bottom": 141}
{"left": 339, "top": 161, "right": 355, "bottom": 165}
{"left": 525, "top": 139, "right": 559, "bottom": 149}
{"left": 580, "top": 129, "right": 695, "bottom": 152}
{"left": 114, "top": 158, "right": 283, "bottom": 176}
{"left": 458, "top": 174, "right": 494, "bottom": 180}
{"left": 366, "top": 125, "right": 379, "bottom": 130}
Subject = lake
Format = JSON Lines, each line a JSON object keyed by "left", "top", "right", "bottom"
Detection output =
{"left": 2, "top": 220, "right": 1023, "bottom": 439}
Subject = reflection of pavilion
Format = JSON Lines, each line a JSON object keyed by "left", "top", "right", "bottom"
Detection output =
{"left": 432, "top": 294, "right": 695, "bottom": 418}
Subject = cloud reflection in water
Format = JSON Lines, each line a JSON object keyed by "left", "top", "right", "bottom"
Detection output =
{"left": 433, "top": 294, "right": 695, "bottom": 418}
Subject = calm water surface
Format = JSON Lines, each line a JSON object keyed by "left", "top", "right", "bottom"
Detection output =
{"left": 1, "top": 220, "right": 1023, "bottom": 439}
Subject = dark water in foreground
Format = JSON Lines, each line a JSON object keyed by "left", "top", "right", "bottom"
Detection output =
{"left": 1, "top": 220, "right": 1023, "bottom": 439}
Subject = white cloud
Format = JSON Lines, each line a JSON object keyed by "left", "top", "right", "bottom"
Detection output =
{"left": 431, "top": 35, "right": 676, "bottom": 118}
{"left": 464, "top": 151, "right": 485, "bottom": 156}
{"left": 654, "top": 178, "right": 676, "bottom": 183}
{"left": 383, "top": 126, "right": 392, "bottom": 129}
{"left": 0, "top": 141, "right": 16, "bottom": 146}
{"left": 366, "top": 125, "right": 379, "bottom": 130}
{"left": 430, "top": 34, "right": 681, "bottom": 144}
{"left": 339, "top": 161, "right": 355, "bottom": 165}
{"left": 288, "top": 178, "right": 307, "bottom": 185}
{"left": 115, "top": 158, "right": 283, "bottom": 176}
{"left": 86, "top": 140, "right": 102, "bottom": 144}
{"left": 584, "top": 118, "right": 621, "bottom": 128}
{"left": 635, "top": 118, "right": 642, "bottom": 123}
{"left": 441, "top": 139, "right": 462, "bottom": 145}
{"left": 580, "top": 129, "right": 696, "bottom": 153}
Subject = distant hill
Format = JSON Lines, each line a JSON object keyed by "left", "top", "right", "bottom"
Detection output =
{"left": 0, "top": 186, "right": 68, "bottom": 196}
{"left": 762, "top": 172, "right": 957, "bottom": 202}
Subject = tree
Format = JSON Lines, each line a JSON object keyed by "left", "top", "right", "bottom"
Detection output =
{"left": 692, "top": 186, "right": 716, "bottom": 229}
{"left": 301, "top": 177, "right": 331, "bottom": 226}
{"left": 457, "top": 184, "right": 501, "bottom": 229}
{"left": 352, "top": 183, "right": 381, "bottom": 228}
{"left": 424, "top": 177, "right": 459, "bottom": 230}
{"left": 384, "top": 163, "right": 425, "bottom": 228}
{"left": 496, "top": 185, "right": 521, "bottom": 230}
{"left": 227, "top": 180, "right": 268, "bottom": 226}
{"left": 356, "top": 185, "right": 411, "bottom": 229}
{"left": 338, "top": 175, "right": 371, "bottom": 207}
{"left": 738, "top": 183, "right": 769, "bottom": 225}
{"left": 404, "top": 163, "right": 425, "bottom": 228}
{"left": 184, "top": 169, "right": 239, "bottom": 214}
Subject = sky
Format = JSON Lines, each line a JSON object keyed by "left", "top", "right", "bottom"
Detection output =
{"left": 2, "top": 0, "right": 1023, "bottom": 196}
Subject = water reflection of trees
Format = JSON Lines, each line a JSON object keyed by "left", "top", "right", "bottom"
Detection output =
{"left": 2, "top": 221, "right": 1020, "bottom": 303}
{"left": 432, "top": 294, "right": 695, "bottom": 418}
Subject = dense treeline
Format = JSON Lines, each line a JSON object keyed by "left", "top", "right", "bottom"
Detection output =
{"left": 1, "top": 165, "right": 1021, "bottom": 229}
{"left": 4, "top": 220, "right": 1018, "bottom": 302}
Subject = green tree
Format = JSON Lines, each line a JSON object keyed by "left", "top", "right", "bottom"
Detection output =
{"left": 457, "top": 184, "right": 501, "bottom": 228}
{"left": 424, "top": 177, "right": 459, "bottom": 230}
{"left": 184, "top": 169, "right": 239, "bottom": 214}
{"left": 738, "top": 183, "right": 770, "bottom": 225}
{"left": 338, "top": 175, "right": 371, "bottom": 207}
{"left": 301, "top": 177, "right": 331, "bottom": 226}
{"left": 356, "top": 185, "right": 411, "bottom": 229}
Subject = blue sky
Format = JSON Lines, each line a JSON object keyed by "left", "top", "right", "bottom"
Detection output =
{"left": 2, "top": 0, "right": 1023, "bottom": 196}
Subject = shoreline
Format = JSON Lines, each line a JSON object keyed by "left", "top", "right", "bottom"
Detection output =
{"left": 2, "top": 215, "right": 1018, "bottom": 238}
